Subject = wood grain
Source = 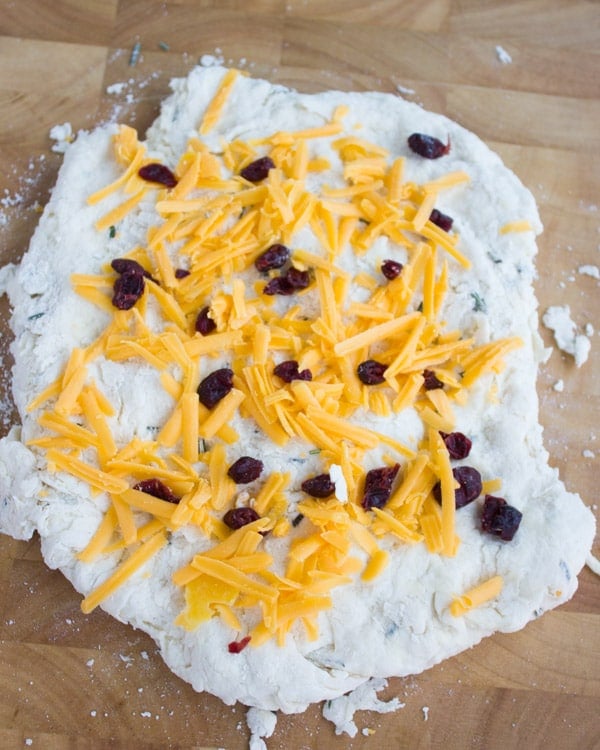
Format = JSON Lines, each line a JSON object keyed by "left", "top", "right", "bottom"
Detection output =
{"left": 0, "top": 1, "right": 598, "bottom": 748}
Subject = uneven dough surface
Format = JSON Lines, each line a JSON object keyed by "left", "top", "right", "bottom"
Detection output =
{"left": 0, "top": 66, "right": 595, "bottom": 713}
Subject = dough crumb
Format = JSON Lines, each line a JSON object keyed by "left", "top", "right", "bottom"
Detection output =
{"left": 582, "top": 449, "right": 595, "bottom": 459}
{"left": 106, "top": 82, "right": 127, "bottom": 95}
{"left": 578, "top": 264, "right": 600, "bottom": 279}
{"left": 199, "top": 52, "right": 225, "bottom": 67}
{"left": 542, "top": 305, "right": 591, "bottom": 367}
{"left": 49, "top": 122, "right": 74, "bottom": 153}
{"left": 322, "top": 678, "right": 404, "bottom": 738}
{"left": 422, "top": 705, "right": 430, "bottom": 721}
{"left": 495, "top": 45, "right": 512, "bottom": 64}
{"left": 552, "top": 380, "right": 564, "bottom": 392}
{"left": 247, "top": 707, "right": 277, "bottom": 750}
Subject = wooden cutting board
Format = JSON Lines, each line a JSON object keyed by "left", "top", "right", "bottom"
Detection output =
{"left": 0, "top": 2, "right": 598, "bottom": 748}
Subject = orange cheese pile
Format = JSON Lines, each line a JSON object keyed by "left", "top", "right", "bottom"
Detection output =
{"left": 28, "top": 75, "right": 521, "bottom": 644}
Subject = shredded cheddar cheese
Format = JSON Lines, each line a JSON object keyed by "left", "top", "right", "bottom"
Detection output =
{"left": 27, "top": 83, "right": 528, "bottom": 646}
{"left": 449, "top": 575, "right": 504, "bottom": 616}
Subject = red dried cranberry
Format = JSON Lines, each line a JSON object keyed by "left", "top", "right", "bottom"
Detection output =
{"left": 255, "top": 244, "right": 290, "bottom": 272}
{"left": 433, "top": 466, "right": 482, "bottom": 508}
{"left": 138, "top": 163, "right": 178, "bottom": 188}
{"left": 286, "top": 267, "right": 310, "bottom": 288}
{"left": 357, "top": 360, "right": 387, "bottom": 385}
{"left": 175, "top": 268, "right": 190, "bottom": 279}
{"left": 301, "top": 473, "right": 336, "bottom": 499}
{"left": 481, "top": 495, "right": 522, "bottom": 541}
{"left": 240, "top": 156, "right": 275, "bottom": 182}
{"left": 198, "top": 368, "right": 233, "bottom": 408}
{"left": 407, "top": 133, "right": 451, "bottom": 159}
{"left": 381, "top": 259, "right": 403, "bottom": 280}
{"left": 195, "top": 306, "right": 216, "bottom": 335}
{"left": 112, "top": 271, "right": 145, "bottom": 310}
{"left": 263, "top": 267, "right": 310, "bottom": 295}
{"left": 361, "top": 464, "right": 400, "bottom": 510}
{"left": 429, "top": 208, "right": 454, "bottom": 232}
{"left": 223, "top": 507, "right": 260, "bottom": 529}
{"left": 133, "top": 478, "right": 180, "bottom": 504}
{"left": 228, "top": 635, "right": 252, "bottom": 653}
{"left": 440, "top": 431, "right": 472, "bottom": 460}
{"left": 263, "top": 275, "right": 294, "bottom": 295}
{"left": 273, "top": 360, "right": 312, "bottom": 383}
{"left": 423, "top": 369, "right": 444, "bottom": 390}
{"left": 228, "top": 456, "right": 264, "bottom": 483}
{"left": 111, "top": 258, "right": 147, "bottom": 276}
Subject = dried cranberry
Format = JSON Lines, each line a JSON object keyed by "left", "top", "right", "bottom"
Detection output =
{"left": 381, "top": 259, "right": 403, "bottom": 280}
{"left": 407, "top": 133, "right": 450, "bottom": 159}
{"left": 361, "top": 464, "right": 400, "bottom": 510}
{"left": 138, "top": 163, "right": 178, "bottom": 188}
{"left": 223, "top": 507, "right": 260, "bottom": 529}
{"left": 255, "top": 244, "right": 290, "bottom": 272}
{"left": 433, "top": 466, "right": 482, "bottom": 508}
{"left": 133, "top": 478, "right": 180, "bottom": 504}
{"left": 423, "top": 369, "right": 444, "bottom": 390}
{"left": 263, "top": 275, "right": 294, "bottom": 295}
{"left": 112, "top": 271, "right": 145, "bottom": 310}
{"left": 301, "top": 473, "right": 336, "bottom": 499}
{"left": 175, "top": 268, "right": 190, "bottom": 279}
{"left": 197, "top": 368, "right": 233, "bottom": 408}
{"left": 195, "top": 306, "right": 216, "bottom": 335}
{"left": 357, "top": 359, "right": 387, "bottom": 385}
{"left": 273, "top": 360, "right": 312, "bottom": 383}
{"left": 240, "top": 156, "right": 275, "bottom": 183}
{"left": 228, "top": 456, "right": 264, "bottom": 483}
{"left": 440, "top": 431, "right": 472, "bottom": 460}
{"left": 481, "top": 495, "right": 522, "bottom": 541}
{"left": 429, "top": 208, "right": 454, "bottom": 232}
{"left": 286, "top": 267, "right": 310, "bottom": 288}
{"left": 228, "top": 635, "right": 252, "bottom": 653}
{"left": 111, "top": 258, "right": 147, "bottom": 276}
{"left": 263, "top": 267, "right": 310, "bottom": 295}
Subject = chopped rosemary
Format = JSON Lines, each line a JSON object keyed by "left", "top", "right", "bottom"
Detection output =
{"left": 158, "top": 41, "right": 170, "bottom": 51}
{"left": 470, "top": 291, "right": 487, "bottom": 313}
{"left": 129, "top": 42, "right": 141, "bottom": 66}
{"left": 109, "top": 225, "right": 116, "bottom": 238}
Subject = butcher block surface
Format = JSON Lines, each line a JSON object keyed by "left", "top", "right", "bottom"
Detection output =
{"left": 0, "top": 2, "right": 598, "bottom": 748}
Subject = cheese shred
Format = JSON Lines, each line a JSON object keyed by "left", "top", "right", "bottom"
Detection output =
{"left": 25, "top": 86, "right": 528, "bottom": 647}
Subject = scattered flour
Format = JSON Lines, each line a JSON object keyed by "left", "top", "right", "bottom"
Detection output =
{"left": 542, "top": 305, "right": 591, "bottom": 367}
{"left": 582, "top": 449, "right": 595, "bottom": 459}
{"left": 246, "top": 707, "right": 277, "bottom": 750}
{"left": 396, "top": 84, "right": 416, "bottom": 96}
{"left": 422, "top": 705, "right": 430, "bottom": 721}
{"left": 552, "top": 380, "right": 564, "bottom": 393}
{"left": 495, "top": 45, "right": 513, "bottom": 64}
{"left": 322, "top": 678, "right": 404, "bottom": 738}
